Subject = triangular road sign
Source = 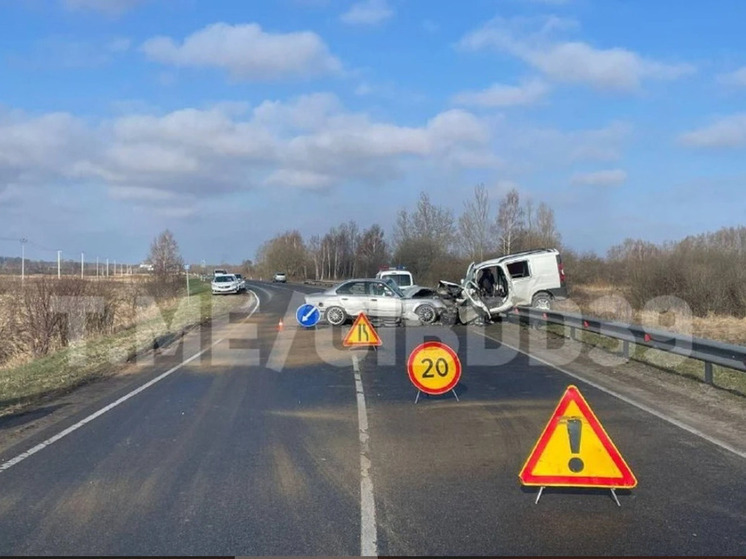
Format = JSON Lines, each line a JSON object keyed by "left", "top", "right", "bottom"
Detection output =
{"left": 519, "top": 385, "right": 637, "bottom": 488}
{"left": 343, "top": 313, "right": 382, "bottom": 347}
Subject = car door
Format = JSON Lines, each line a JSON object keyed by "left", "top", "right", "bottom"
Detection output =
{"left": 366, "top": 281, "right": 401, "bottom": 318}
{"left": 505, "top": 260, "right": 533, "bottom": 305}
{"left": 335, "top": 281, "right": 368, "bottom": 316}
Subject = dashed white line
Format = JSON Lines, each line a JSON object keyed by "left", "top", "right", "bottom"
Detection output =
{"left": 352, "top": 352, "right": 378, "bottom": 557}
{"left": 0, "top": 293, "right": 261, "bottom": 473}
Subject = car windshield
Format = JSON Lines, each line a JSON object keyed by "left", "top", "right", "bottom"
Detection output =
{"left": 382, "top": 277, "right": 405, "bottom": 297}
{"left": 214, "top": 275, "right": 235, "bottom": 282}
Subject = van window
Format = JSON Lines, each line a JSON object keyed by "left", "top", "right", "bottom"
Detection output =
{"left": 506, "top": 260, "right": 530, "bottom": 278}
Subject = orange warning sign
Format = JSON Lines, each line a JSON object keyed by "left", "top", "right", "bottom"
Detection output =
{"left": 519, "top": 385, "right": 637, "bottom": 488}
{"left": 343, "top": 313, "right": 382, "bottom": 347}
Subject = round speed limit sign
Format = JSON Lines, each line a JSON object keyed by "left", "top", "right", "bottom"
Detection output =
{"left": 407, "top": 342, "right": 462, "bottom": 395}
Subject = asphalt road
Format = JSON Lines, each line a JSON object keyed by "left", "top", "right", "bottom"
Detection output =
{"left": 0, "top": 281, "right": 744, "bottom": 555}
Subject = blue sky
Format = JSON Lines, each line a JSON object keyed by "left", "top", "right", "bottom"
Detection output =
{"left": 1, "top": 0, "right": 745, "bottom": 265}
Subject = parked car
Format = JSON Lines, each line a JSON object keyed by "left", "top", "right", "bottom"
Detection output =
{"left": 304, "top": 278, "right": 446, "bottom": 326}
{"left": 273, "top": 272, "right": 287, "bottom": 283}
{"left": 234, "top": 273, "right": 246, "bottom": 291}
{"left": 439, "top": 248, "right": 567, "bottom": 323}
{"left": 211, "top": 274, "right": 241, "bottom": 295}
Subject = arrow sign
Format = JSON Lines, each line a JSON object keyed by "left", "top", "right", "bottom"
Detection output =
{"left": 296, "top": 304, "right": 321, "bottom": 327}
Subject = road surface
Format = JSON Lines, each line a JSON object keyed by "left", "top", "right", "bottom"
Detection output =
{"left": 0, "top": 281, "right": 744, "bottom": 555}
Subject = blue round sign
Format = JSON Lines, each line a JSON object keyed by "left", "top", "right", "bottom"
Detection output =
{"left": 296, "top": 304, "right": 321, "bottom": 327}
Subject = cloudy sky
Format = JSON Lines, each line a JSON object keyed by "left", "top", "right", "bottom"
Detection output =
{"left": 1, "top": 0, "right": 745, "bottom": 265}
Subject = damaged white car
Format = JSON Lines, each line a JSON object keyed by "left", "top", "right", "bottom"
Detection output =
{"left": 438, "top": 248, "right": 568, "bottom": 324}
{"left": 305, "top": 278, "right": 446, "bottom": 326}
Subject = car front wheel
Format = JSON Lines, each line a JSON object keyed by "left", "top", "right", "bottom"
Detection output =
{"left": 416, "top": 304, "right": 437, "bottom": 325}
{"left": 325, "top": 306, "right": 346, "bottom": 326}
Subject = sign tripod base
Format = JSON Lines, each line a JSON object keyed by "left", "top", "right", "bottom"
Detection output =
{"left": 414, "top": 389, "right": 459, "bottom": 404}
{"left": 534, "top": 486, "right": 622, "bottom": 507}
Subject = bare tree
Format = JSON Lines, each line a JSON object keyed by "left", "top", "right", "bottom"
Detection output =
{"left": 358, "top": 224, "right": 389, "bottom": 276}
{"left": 257, "top": 230, "right": 307, "bottom": 279}
{"left": 536, "top": 202, "right": 561, "bottom": 248}
{"left": 393, "top": 192, "right": 456, "bottom": 281}
{"left": 458, "top": 183, "right": 491, "bottom": 261}
{"left": 148, "top": 230, "right": 184, "bottom": 279}
{"left": 494, "top": 188, "right": 524, "bottom": 255}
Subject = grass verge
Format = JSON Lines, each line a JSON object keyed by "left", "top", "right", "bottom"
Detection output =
{"left": 0, "top": 280, "right": 250, "bottom": 417}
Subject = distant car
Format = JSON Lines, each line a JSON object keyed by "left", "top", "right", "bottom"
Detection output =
{"left": 234, "top": 273, "right": 246, "bottom": 291}
{"left": 213, "top": 269, "right": 228, "bottom": 276}
{"left": 304, "top": 278, "right": 446, "bottom": 326}
{"left": 273, "top": 272, "right": 287, "bottom": 283}
{"left": 211, "top": 274, "right": 241, "bottom": 295}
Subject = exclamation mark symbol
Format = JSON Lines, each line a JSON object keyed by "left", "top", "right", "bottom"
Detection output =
{"left": 567, "top": 418, "right": 585, "bottom": 473}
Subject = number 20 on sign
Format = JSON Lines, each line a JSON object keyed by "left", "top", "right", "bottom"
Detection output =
{"left": 407, "top": 342, "right": 462, "bottom": 403}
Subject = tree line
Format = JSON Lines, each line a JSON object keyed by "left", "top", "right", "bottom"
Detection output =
{"left": 255, "top": 186, "right": 562, "bottom": 285}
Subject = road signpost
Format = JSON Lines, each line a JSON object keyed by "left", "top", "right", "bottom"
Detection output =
{"left": 407, "top": 341, "right": 462, "bottom": 403}
{"left": 519, "top": 385, "right": 637, "bottom": 506}
{"left": 296, "top": 303, "right": 321, "bottom": 328}
{"left": 343, "top": 313, "right": 382, "bottom": 347}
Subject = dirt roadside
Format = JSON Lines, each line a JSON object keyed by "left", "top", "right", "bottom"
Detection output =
{"left": 482, "top": 320, "right": 746, "bottom": 458}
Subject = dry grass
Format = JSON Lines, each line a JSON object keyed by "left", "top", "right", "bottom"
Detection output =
{"left": 557, "top": 283, "right": 746, "bottom": 346}
{"left": 0, "top": 279, "right": 247, "bottom": 417}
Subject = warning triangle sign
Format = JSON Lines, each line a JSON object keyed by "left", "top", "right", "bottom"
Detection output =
{"left": 519, "top": 385, "right": 637, "bottom": 488}
{"left": 343, "top": 313, "right": 382, "bottom": 347}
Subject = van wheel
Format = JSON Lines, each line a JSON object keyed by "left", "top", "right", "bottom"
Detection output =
{"left": 532, "top": 292, "right": 552, "bottom": 310}
{"left": 326, "top": 306, "right": 346, "bottom": 326}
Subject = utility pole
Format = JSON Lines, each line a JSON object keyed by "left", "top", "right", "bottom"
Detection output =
{"left": 81, "top": 252, "right": 85, "bottom": 278}
{"left": 114, "top": 260, "right": 117, "bottom": 276}
{"left": 20, "top": 238, "right": 27, "bottom": 284}
{"left": 106, "top": 258, "right": 109, "bottom": 277}
{"left": 57, "top": 250, "right": 62, "bottom": 279}
{"left": 185, "top": 264, "right": 191, "bottom": 300}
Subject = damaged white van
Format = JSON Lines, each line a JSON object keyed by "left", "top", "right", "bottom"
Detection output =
{"left": 439, "top": 248, "right": 567, "bottom": 323}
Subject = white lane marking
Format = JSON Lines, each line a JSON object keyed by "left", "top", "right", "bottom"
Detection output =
{"left": 477, "top": 329, "right": 746, "bottom": 461}
{"left": 0, "top": 294, "right": 261, "bottom": 473}
{"left": 352, "top": 353, "right": 378, "bottom": 557}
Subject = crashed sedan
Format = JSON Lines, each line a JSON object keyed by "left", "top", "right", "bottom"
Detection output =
{"left": 304, "top": 278, "right": 447, "bottom": 326}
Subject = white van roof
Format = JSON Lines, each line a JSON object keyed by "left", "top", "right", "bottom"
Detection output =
{"left": 474, "top": 248, "right": 560, "bottom": 268}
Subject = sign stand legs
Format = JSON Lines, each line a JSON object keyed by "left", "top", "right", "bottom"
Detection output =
{"left": 535, "top": 486, "right": 545, "bottom": 504}
{"left": 535, "top": 487, "right": 622, "bottom": 506}
{"left": 415, "top": 390, "right": 459, "bottom": 403}
{"left": 610, "top": 488, "right": 621, "bottom": 507}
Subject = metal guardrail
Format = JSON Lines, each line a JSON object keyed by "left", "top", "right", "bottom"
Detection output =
{"left": 508, "top": 307, "right": 746, "bottom": 381}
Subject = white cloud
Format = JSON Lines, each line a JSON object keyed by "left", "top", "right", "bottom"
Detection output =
{"left": 141, "top": 23, "right": 342, "bottom": 81}
{"left": 678, "top": 114, "right": 746, "bottom": 148}
{"left": 718, "top": 66, "right": 746, "bottom": 88}
{"left": 453, "top": 79, "right": 548, "bottom": 107}
{"left": 0, "top": 96, "right": 496, "bottom": 198}
{"left": 63, "top": 0, "right": 144, "bottom": 15}
{"left": 459, "top": 17, "right": 695, "bottom": 92}
{"left": 570, "top": 169, "right": 627, "bottom": 186}
{"left": 340, "top": 0, "right": 394, "bottom": 25}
